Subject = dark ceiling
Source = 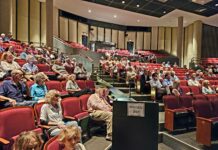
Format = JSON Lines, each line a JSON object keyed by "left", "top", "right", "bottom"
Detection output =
{"left": 83, "top": 0, "right": 218, "bottom": 17}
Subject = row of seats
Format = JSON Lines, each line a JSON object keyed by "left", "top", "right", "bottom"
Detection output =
{"left": 163, "top": 94, "right": 218, "bottom": 146}
{"left": 26, "top": 80, "right": 95, "bottom": 95}
{"left": 0, "top": 94, "right": 91, "bottom": 150}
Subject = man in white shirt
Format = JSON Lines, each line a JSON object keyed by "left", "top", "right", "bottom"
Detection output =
{"left": 188, "top": 73, "right": 201, "bottom": 86}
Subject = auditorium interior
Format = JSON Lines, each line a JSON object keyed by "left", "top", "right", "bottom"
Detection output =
{"left": 1, "top": 0, "right": 218, "bottom": 150}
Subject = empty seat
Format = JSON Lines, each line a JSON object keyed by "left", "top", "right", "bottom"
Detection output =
{"left": 79, "top": 94, "right": 91, "bottom": 111}
{"left": 45, "top": 81, "right": 67, "bottom": 95}
{"left": 76, "top": 80, "right": 86, "bottom": 90}
{"left": 163, "top": 95, "right": 189, "bottom": 132}
{"left": 180, "top": 80, "right": 187, "bottom": 86}
{"left": 189, "top": 86, "right": 201, "bottom": 95}
{"left": 0, "top": 107, "right": 42, "bottom": 150}
{"left": 180, "top": 86, "right": 191, "bottom": 95}
{"left": 193, "top": 94, "right": 207, "bottom": 101}
{"left": 86, "top": 80, "right": 95, "bottom": 90}
{"left": 43, "top": 136, "right": 59, "bottom": 150}
{"left": 193, "top": 100, "right": 218, "bottom": 146}
{"left": 179, "top": 95, "right": 193, "bottom": 110}
{"left": 206, "top": 94, "right": 218, "bottom": 101}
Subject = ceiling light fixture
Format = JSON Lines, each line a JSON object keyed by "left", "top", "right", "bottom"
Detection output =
{"left": 88, "top": 9, "right": 92, "bottom": 13}
{"left": 137, "top": 19, "right": 140, "bottom": 22}
{"left": 136, "top": 4, "right": 140, "bottom": 7}
{"left": 113, "top": 15, "right": 117, "bottom": 18}
{"left": 215, "top": 3, "right": 218, "bottom": 6}
{"left": 122, "top": 1, "right": 125, "bottom": 4}
{"left": 163, "top": 11, "right": 166, "bottom": 14}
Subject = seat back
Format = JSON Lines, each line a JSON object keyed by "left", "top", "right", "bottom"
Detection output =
{"left": 0, "top": 107, "right": 36, "bottom": 140}
{"left": 206, "top": 94, "right": 218, "bottom": 101}
{"left": 34, "top": 102, "right": 47, "bottom": 124}
{"left": 76, "top": 80, "right": 86, "bottom": 89}
{"left": 46, "top": 81, "right": 63, "bottom": 92}
{"left": 163, "top": 95, "right": 180, "bottom": 109}
{"left": 179, "top": 95, "right": 193, "bottom": 108}
{"left": 211, "top": 100, "right": 218, "bottom": 117}
{"left": 61, "top": 81, "right": 67, "bottom": 91}
{"left": 61, "top": 97, "right": 82, "bottom": 117}
{"left": 37, "top": 64, "right": 50, "bottom": 72}
{"left": 180, "top": 86, "right": 190, "bottom": 95}
{"left": 189, "top": 86, "right": 201, "bottom": 95}
{"left": 79, "top": 94, "right": 91, "bottom": 111}
{"left": 43, "top": 136, "right": 60, "bottom": 150}
{"left": 86, "top": 80, "right": 95, "bottom": 89}
{"left": 180, "top": 80, "right": 187, "bottom": 86}
{"left": 193, "top": 100, "right": 213, "bottom": 118}
{"left": 193, "top": 94, "right": 207, "bottom": 100}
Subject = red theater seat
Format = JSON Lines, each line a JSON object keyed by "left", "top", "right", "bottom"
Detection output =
{"left": 43, "top": 136, "right": 60, "bottom": 150}
{"left": 206, "top": 94, "right": 218, "bottom": 101}
{"left": 189, "top": 86, "right": 201, "bottom": 95}
{"left": 180, "top": 86, "right": 191, "bottom": 95}
{"left": 86, "top": 80, "right": 95, "bottom": 90}
{"left": 163, "top": 95, "right": 189, "bottom": 132}
{"left": 0, "top": 107, "right": 42, "bottom": 150}
{"left": 180, "top": 80, "right": 187, "bottom": 86}
{"left": 79, "top": 94, "right": 91, "bottom": 111}
{"left": 76, "top": 80, "right": 86, "bottom": 89}
{"left": 193, "top": 94, "right": 207, "bottom": 101}
{"left": 179, "top": 95, "right": 193, "bottom": 110}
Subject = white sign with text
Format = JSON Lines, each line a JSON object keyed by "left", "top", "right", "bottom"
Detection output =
{"left": 127, "top": 103, "right": 145, "bottom": 117}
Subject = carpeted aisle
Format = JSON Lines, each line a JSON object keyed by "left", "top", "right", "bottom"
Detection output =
{"left": 84, "top": 136, "right": 112, "bottom": 150}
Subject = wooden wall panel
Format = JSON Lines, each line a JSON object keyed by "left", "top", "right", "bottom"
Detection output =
{"left": 171, "top": 27, "right": 178, "bottom": 56}
{"left": 136, "top": 32, "right": 143, "bottom": 50}
{"left": 118, "top": 31, "right": 124, "bottom": 49}
{"left": 12, "top": 0, "right": 16, "bottom": 38}
{"left": 69, "top": 19, "right": 77, "bottom": 42}
{"left": 125, "top": 31, "right": 136, "bottom": 50}
{"left": 151, "top": 27, "right": 158, "bottom": 50}
{"left": 41, "top": 2, "right": 46, "bottom": 44}
{"left": 105, "top": 28, "right": 111, "bottom": 42}
{"left": 17, "top": 0, "right": 28, "bottom": 42}
{"left": 59, "top": 17, "right": 68, "bottom": 41}
{"left": 112, "top": 29, "right": 118, "bottom": 46}
{"left": 53, "top": 6, "right": 59, "bottom": 37}
{"left": 165, "top": 27, "right": 172, "bottom": 53}
{"left": 97, "top": 27, "right": 104, "bottom": 41}
{"left": 144, "top": 32, "right": 151, "bottom": 50}
{"left": 158, "top": 27, "right": 165, "bottom": 50}
{"left": 30, "top": 0, "right": 40, "bottom": 43}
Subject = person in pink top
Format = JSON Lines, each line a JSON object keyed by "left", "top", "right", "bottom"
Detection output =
{"left": 87, "top": 88, "right": 112, "bottom": 141}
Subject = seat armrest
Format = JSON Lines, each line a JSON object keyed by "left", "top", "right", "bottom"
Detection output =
{"left": 0, "top": 137, "right": 10, "bottom": 145}
{"left": 197, "top": 117, "right": 212, "bottom": 123}
{"left": 38, "top": 124, "right": 51, "bottom": 129}
{"left": 64, "top": 116, "right": 76, "bottom": 120}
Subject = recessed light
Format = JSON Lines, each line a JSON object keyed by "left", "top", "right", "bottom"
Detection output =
{"left": 88, "top": 9, "right": 92, "bottom": 13}
{"left": 136, "top": 4, "right": 140, "bottom": 7}
{"left": 122, "top": 1, "right": 125, "bottom": 4}
{"left": 137, "top": 19, "right": 140, "bottom": 22}
{"left": 215, "top": 3, "right": 218, "bottom": 6}
{"left": 113, "top": 15, "right": 117, "bottom": 18}
{"left": 163, "top": 11, "right": 166, "bottom": 14}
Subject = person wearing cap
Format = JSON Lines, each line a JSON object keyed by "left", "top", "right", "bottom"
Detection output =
{"left": 0, "top": 69, "right": 37, "bottom": 106}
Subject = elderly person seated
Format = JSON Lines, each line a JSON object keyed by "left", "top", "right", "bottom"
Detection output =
{"left": 66, "top": 74, "right": 92, "bottom": 97}
{"left": 52, "top": 59, "right": 69, "bottom": 80}
{"left": 22, "top": 55, "right": 38, "bottom": 81}
{"left": 162, "top": 73, "right": 174, "bottom": 95}
{"left": 40, "top": 90, "right": 78, "bottom": 137}
{"left": 150, "top": 73, "right": 165, "bottom": 100}
{"left": 74, "top": 63, "right": 88, "bottom": 80}
{"left": 58, "top": 125, "right": 86, "bottom": 150}
{"left": 188, "top": 73, "right": 201, "bottom": 87}
{"left": 126, "top": 67, "right": 136, "bottom": 86}
{"left": 0, "top": 69, "right": 36, "bottom": 106}
{"left": 30, "top": 72, "right": 48, "bottom": 102}
{"left": 63, "top": 58, "right": 74, "bottom": 74}
{"left": 170, "top": 71, "right": 179, "bottom": 82}
{"left": 87, "top": 88, "right": 113, "bottom": 141}
{"left": 202, "top": 80, "right": 216, "bottom": 95}
{"left": 1, "top": 52, "right": 21, "bottom": 72}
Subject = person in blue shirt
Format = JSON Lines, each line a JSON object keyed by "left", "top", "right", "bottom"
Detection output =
{"left": 30, "top": 72, "right": 48, "bottom": 102}
{"left": 162, "top": 73, "right": 173, "bottom": 95}
{"left": 0, "top": 69, "right": 36, "bottom": 106}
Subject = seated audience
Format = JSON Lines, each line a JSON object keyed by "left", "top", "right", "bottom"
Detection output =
{"left": 58, "top": 125, "right": 86, "bottom": 150}
{"left": 66, "top": 74, "right": 92, "bottom": 97}
{"left": 13, "top": 131, "right": 43, "bottom": 150}
{"left": 0, "top": 69, "right": 36, "bottom": 106}
{"left": 202, "top": 80, "right": 216, "bottom": 94}
{"left": 74, "top": 63, "right": 88, "bottom": 80}
{"left": 87, "top": 88, "right": 112, "bottom": 141}
{"left": 162, "top": 73, "right": 173, "bottom": 95}
{"left": 150, "top": 73, "right": 165, "bottom": 99}
{"left": 140, "top": 69, "right": 151, "bottom": 94}
{"left": 1, "top": 52, "right": 21, "bottom": 72}
{"left": 22, "top": 55, "right": 38, "bottom": 81}
{"left": 40, "top": 90, "right": 78, "bottom": 136}
{"left": 52, "top": 59, "right": 69, "bottom": 80}
{"left": 30, "top": 72, "right": 48, "bottom": 102}
{"left": 126, "top": 67, "right": 136, "bottom": 86}
{"left": 173, "top": 62, "right": 178, "bottom": 68}
{"left": 188, "top": 73, "right": 201, "bottom": 87}
{"left": 196, "top": 72, "right": 204, "bottom": 81}
{"left": 170, "top": 71, "right": 179, "bottom": 82}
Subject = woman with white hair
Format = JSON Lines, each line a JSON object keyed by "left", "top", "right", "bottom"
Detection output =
{"left": 40, "top": 90, "right": 78, "bottom": 136}
{"left": 1, "top": 52, "right": 21, "bottom": 72}
{"left": 22, "top": 55, "right": 38, "bottom": 81}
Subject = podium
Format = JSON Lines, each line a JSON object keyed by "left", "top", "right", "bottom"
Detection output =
{"left": 112, "top": 101, "right": 159, "bottom": 150}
